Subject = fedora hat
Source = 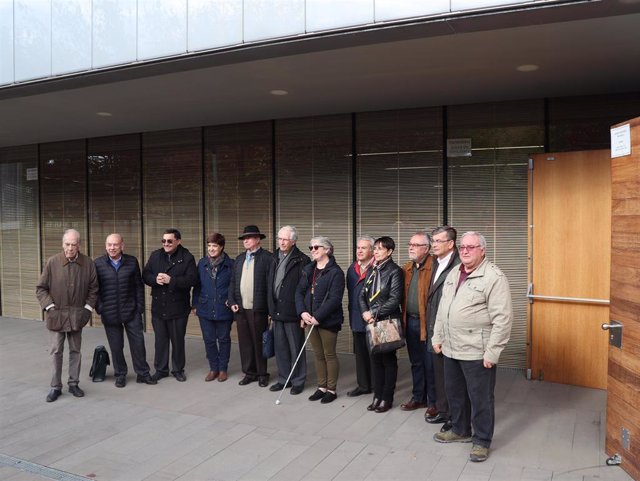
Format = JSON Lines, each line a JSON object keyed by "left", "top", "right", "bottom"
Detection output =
{"left": 238, "top": 225, "right": 266, "bottom": 240}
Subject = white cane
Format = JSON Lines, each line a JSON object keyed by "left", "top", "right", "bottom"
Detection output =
{"left": 275, "top": 324, "right": 315, "bottom": 405}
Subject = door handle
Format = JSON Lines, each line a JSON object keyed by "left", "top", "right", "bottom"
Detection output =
{"left": 602, "top": 320, "right": 623, "bottom": 348}
{"left": 601, "top": 323, "right": 623, "bottom": 330}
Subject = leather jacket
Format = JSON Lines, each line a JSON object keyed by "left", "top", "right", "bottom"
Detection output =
{"left": 358, "top": 257, "right": 404, "bottom": 320}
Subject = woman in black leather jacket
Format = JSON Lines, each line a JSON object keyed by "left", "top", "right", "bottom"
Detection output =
{"left": 359, "top": 236, "right": 404, "bottom": 413}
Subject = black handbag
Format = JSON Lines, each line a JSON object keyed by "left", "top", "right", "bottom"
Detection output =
{"left": 89, "top": 345, "right": 110, "bottom": 382}
{"left": 365, "top": 318, "right": 406, "bottom": 354}
{"left": 262, "top": 324, "right": 275, "bottom": 359}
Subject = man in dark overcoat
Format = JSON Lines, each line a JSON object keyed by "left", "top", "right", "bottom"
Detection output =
{"left": 425, "top": 225, "right": 460, "bottom": 430}
{"left": 142, "top": 228, "right": 197, "bottom": 382}
{"left": 228, "top": 225, "right": 275, "bottom": 387}
{"left": 267, "top": 225, "right": 310, "bottom": 395}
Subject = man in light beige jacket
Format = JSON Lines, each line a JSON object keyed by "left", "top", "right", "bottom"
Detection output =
{"left": 431, "top": 231, "right": 512, "bottom": 463}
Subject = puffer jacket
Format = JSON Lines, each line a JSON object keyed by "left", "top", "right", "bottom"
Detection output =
{"left": 295, "top": 256, "right": 345, "bottom": 332}
{"left": 95, "top": 253, "right": 145, "bottom": 325}
{"left": 431, "top": 257, "right": 513, "bottom": 364}
{"left": 359, "top": 258, "right": 404, "bottom": 320}
{"left": 192, "top": 253, "right": 234, "bottom": 321}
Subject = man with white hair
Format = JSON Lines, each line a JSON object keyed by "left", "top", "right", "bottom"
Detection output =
{"left": 431, "top": 231, "right": 512, "bottom": 462}
{"left": 36, "top": 229, "right": 98, "bottom": 402}
{"left": 267, "top": 225, "right": 310, "bottom": 394}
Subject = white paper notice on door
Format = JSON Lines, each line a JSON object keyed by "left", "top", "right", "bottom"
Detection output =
{"left": 610, "top": 124, "right": 631, "bottom": 158}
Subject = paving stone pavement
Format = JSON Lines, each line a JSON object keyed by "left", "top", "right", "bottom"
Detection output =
{"left": 0, "top": 317, "right": 633, "bottom": 481}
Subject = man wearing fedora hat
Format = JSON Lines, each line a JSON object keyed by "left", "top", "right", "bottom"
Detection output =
{"left": 228, "top": 225, "right": 275, "bottom": 387}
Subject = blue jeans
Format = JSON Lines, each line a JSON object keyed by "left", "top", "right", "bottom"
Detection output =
{"left": 405, "top": 315, "right": 436, "bottom": 405}
{"left": 444, "top": 356, "right": 497, "bottom": 448}
{"left": 198, "top": 318, "right": 232, "bottom": 372}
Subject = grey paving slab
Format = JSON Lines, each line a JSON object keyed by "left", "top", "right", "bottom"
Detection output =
{"left": 0, "top": 317, "right": 635, "bottom": 481}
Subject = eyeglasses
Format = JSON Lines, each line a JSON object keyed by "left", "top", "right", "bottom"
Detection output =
{"left": 432, "top": 239, "right": 452, "bottom": 245}
{"left": 277, "top": 237, "right": 292, "bottom": 242}
{"left": 407, "top": 243, "right": 428, "bottom": 248}
{"left": 309, "top": 245, "right": 323, "bottom": 251}
{"left": 161, "top": 239, "right": 174, "bottom": 245}
{"left": 459, "top": 245, "right": 481, "bottom": 252}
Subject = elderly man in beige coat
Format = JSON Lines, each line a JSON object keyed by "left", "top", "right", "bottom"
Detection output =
{"left": 431, "top": 231, "right": 512, "bottom": 463}
{"left": 36, "top": 229, "right": 98, "bottom": 403}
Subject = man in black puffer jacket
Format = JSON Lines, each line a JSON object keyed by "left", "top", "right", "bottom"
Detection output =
{"left": 143, "top": 228, "right": 197, "bottom": 383}
{"left": 95, "top": 233, "right": 156, "bottom": 388}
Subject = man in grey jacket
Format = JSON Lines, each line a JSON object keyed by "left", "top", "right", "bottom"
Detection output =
{"left": 431, "top": 231, "right": 512, "bottom": 463}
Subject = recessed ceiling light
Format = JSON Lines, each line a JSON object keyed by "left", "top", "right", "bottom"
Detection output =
{"left": 270, "top": 89, "right": 288, "bottom": 96}
{"left": 516, "top": 64, "right": 539, "bottom": 72}
{"left": 96, "top": 111, "right": 112, "bottom": 117}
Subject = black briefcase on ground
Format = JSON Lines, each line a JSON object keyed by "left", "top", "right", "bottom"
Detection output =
{"left": 89, "top": 345, "right": 110, "bottom": 382}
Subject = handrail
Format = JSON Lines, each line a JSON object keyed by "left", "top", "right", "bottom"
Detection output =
{"left": 526, "top": 283, "right": 610, "bottom": 305}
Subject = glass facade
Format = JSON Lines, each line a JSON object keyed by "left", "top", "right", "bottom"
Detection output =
{"left": 0, "top": 0, "right": 567, "bottom": 86}
{"left": 1, "top": 93, "right": 638, "bottom": 369}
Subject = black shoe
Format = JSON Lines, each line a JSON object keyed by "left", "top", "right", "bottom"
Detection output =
{"left": 321, "top": 391, "right": 337, "bottom": 404}
{"left": 136, "top": 374, "right": 158, "bottom": 385}
{"left": 258, "top": 376, "right": 270, "bottom": 387}
{"left": 46, "top": 389, "right": 61, "bottom": 403}
{"left": 239, "top": 375, "right": 257, "bottom": 386}
{"left": 308, "top": 389, "right": 326, "bottom": 401}
{"left": 115, "top": 376, "right": 126, "bottom": 388}
{"left": 425, "top": 412, "right": 448, "bottom": 424}
{"left": 151, "top": 372, "right": 169, "bottom": 382}
{"left": 375, "top": 400, "right": 392, "bottom": 413}
{"left": 290, "top": 385, "right": 304, "bottom": 395}
{"left": 347, "top": 387, "right": 371, "bottom": 397}
{"left": 440, "top": 420, "right": 453, "bottom": 432}
{"left": 367, "top": 397, "right": 381, "bottom": 411}
{"left": 68, "top": 385, "right": 85, "bottom": 398}
{"left": 269, "top": 382, "right": 291, "bottom": 392}
{"left": 174, "top": 372, "right": 187, "bottom": 382}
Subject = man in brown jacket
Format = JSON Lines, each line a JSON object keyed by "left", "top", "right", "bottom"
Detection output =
{"left": 400, "top": 231, "right": 436, "bottom": 412}
{"left": 36, "top": 229, "right": 98, "bottom": 402}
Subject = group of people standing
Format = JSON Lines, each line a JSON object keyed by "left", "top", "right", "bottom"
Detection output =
{"left": 36, "top": 223, "right": 512, "bottom": 463}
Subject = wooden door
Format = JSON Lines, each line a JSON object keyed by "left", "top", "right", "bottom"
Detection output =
{"left": 606, "top": 117, "right": 640, "bottom": 479}
{"left": 528, "top": 150, "right": 611, "bottom": 389}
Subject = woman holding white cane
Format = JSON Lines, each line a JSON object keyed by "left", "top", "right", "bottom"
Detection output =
{"left": 295, "top": 236, "right": 345, "bottom": 404}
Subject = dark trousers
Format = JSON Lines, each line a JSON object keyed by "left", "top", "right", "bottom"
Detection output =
{"left": 406, "top": 316, "right": 436, "bottom": 405}
{"left": 273, "top": 320, "right": 306, "bottom": 387}
{"left": 352, "top": 331, "right": 371, "bottom": 391}
{"left": 444, "top": 356, "right": 497, "bottom": 448}
{"left": 103, "top": 317, "right": 151, "bottom": 377}
{"left": 235, "top": 309, "right": 269, "bottom": 378}
{"left": 198, "top": 318, "right": 232, "bottom": 373}
{"left": 151, "top": 314, "right": 188, "bottom": 375}
{"left": 371, "top": 350, "right": 397, "bottom": 403}
{"left": 432, "top": 350, "right": 449, "bottom": 416}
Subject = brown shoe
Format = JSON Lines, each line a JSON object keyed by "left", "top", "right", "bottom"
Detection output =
{"left": 400, "top": 399, "right": 427, "bottom": 411}
{"left": 425, "top": 405, "right": 438, "bottom": 417}
{"left": 217, "top": 372, "right": 228, "bottom": 382}
{"left": 205, "top": 371, "right": 219, "bottom": 382}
